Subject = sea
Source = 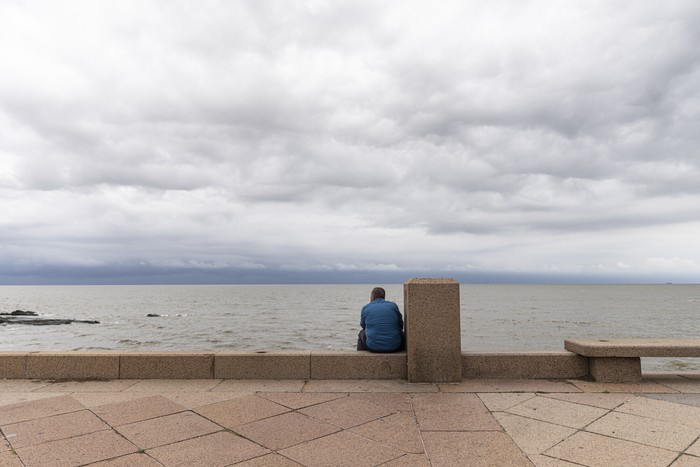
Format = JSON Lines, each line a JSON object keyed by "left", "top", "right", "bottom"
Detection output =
{"left": 2, "top": 284, "right": 699, "bottom": 371}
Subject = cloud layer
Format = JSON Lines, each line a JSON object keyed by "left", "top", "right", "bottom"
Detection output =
{"left": 1, "top": 1, "right": 699, "bottom": 283}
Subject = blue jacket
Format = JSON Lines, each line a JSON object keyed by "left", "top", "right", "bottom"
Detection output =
{"left": 361, "top": 298, "right": 403, "bottom": 352}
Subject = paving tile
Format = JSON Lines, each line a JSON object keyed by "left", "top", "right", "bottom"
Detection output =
{"left": 124, "top": 379, "right": 221, "bottom": 392}
{"left": 349, "top": 412, "right": 424, "bottom": 453}
{"left": 0, "top": 392, "right": 67, "bottom": 407}
{"left": 494, "top": 412, "right": 576, "bottom": 455}
{"left": 92, "top": 395, "right": 185, "bottom": 426}
{"left": 380, "top": 453, "right": 431, "bottom": 467}
{"left": 0, "top": 395, "right": 84, "bottom": 425}
{"left": 70, "top": 392, "right": 147, "bottom": 409}
{"left": 642, "top": 393, "right": 700, "bottom": 408}
{"left": 302, "top": 379, "right": 437, "bottom": 393}
{"left": 212, "top": 380, "right": 305, "bottom": 393}
{"left": 586, "top": 411, "right": 699, "bottom": 451}
{"left": 88, "top": 452, "right": 164, "bottom": 466}
{"left": 257, "top": 392, "right": 345, "bottom": 409}
{"left": 541, "top": 392, "right": 634, "bottom": 410}
{"left": 3, "top": 409, "right": 109, "bottom": 448}
{"left": 15, "top": 429, "right": 138, "bottom": 467}
{"left": 616, "top": 396, "right": 700, "bottom": 428}
{"left": 412, "top": 393, "right": 501, "bottom": 431}
{"left": 651, "top": 379, "right": 700, "bottom": 393}
{"left": 147, "top": 430, "right": 269, "bottom": 466}
{"left": 35, "top": 380, "right": 138, "bottom": 393}
{"left": 528, "top": 454, "right": 582, "bottom": 466}
{"left": 506, "top": 395, "right": 608, "bottom": 429}
{"left": 478, "top": 393, "right": 536, "bottom": 412}
{"left": 0, "top": 450, "right": 22, "bottom": 466}
{"left": 422, "top": 431, "right": 533, "bottom": 467}
{"left": 279, "top": 430, "right": 403, "bottom": 467}
{"left": 440, "top": 379, "right": 580, "bottom": 393}
{"left": 235, "top": 412, "right": 339, "bottom": 450}
{"left": 299, "top": 395, "right": 392, "bottom": 429}
{"left": 116, "top": 411, "right": 221, "bottom": 449}
{"left": 545, "top": 431, "right": 678, "bottom": 467}
{"left": 195, "top": 395, "right": 290, "bottom": 428}
{"left": 232, "top": 453, "right": 303, "bottom": 466}
{"left": 673, "top": 455, "right": 700, "bottom": 466}
{"left": 568, "top": 379, "right": 679, "bottom": 393}
{"left": 350, "top": 392, "right": 414, "bottom": 412}
{"left": 0, "top": 380, "right": 51, "bottom": 393}
{"left": 162, "top": 391, "right": 249, "bottom": 409}
{"left": 686, "top": 437, "right": 700, "bottom": 456}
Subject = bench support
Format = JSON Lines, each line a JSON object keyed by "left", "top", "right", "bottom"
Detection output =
{"left": 589, "top": 357, "right": 641, "bottom": 383}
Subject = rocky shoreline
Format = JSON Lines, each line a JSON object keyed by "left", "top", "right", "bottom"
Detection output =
{"left": 0, "top": 310, "right": 99, "bottom": 326}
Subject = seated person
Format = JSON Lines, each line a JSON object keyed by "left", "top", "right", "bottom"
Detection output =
{"left": 357, "top": 287, "right": 404, "bottom": 353}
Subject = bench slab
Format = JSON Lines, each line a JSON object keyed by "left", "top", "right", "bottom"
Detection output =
{"left": 565, "top": 339, "right": 700, "bottom": 358}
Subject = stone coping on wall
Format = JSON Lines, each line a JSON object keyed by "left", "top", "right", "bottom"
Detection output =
{"left": 1, "top": 350, "right": 591, "bottom": 380}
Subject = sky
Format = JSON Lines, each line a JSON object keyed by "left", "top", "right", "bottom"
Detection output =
{"left": 1, "top": 1, "right": 699, "bottom": 285}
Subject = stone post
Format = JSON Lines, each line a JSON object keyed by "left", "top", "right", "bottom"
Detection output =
{"left": 404, "top": 278, "right": 461, "bottom": 383}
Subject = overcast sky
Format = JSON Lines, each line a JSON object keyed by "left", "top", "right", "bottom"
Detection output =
{"left": 1, "top": 1, "right": 699, "bottom": 285}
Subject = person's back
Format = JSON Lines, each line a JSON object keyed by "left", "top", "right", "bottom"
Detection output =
{"left": 358, "top": 287, "right": 404, "bottom": 353}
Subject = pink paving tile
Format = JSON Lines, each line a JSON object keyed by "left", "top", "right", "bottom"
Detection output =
{"left": 92, "top": 395, "right": 186, "bottom": 426}
{"left": 412, "top": 393, "right": 502, "bottom": 431}
{"left": 349, "top": 412, "right": 424, "bottom": 454}
{"left": 423, "top": 431, "right": 532, "bottom": 467}
{"left": 235, "top": 412, "right": 340, "bottom": 450}
{"left": 350, "top": 393, "right": 414, "bottom": 412}
{"left": 0, "top": 395, "right": 84, "bottom": 425}
{"left": 88, "top": 452, "right": 164, "bottom": 466}
{"left": 299, "top": 395, "right": 392, "bottom": 429}
{"left": 194, "top": 395, "right": 290, "bottom": 428}
{"left": 257, "top": 392, "right": 345, "bottom": 409}
{"left": 15, "top": 429, "right": 138, "bottom": 467}
{"left": 147, "top": 431, "right": 269, "bottom": 466}
{"left": 279, "top": 430, "right": 403, "bottom": 467}
{"left": 0, "top": 450, "right": 22, "bottom": 466}
{"left": 3, "top": 409, "right": 109, "bottom": 448}
{"left": 233, "top": 453, "right": 304, "bottom": 466}
{"left": 116, "top": 411, "right": 221, "bottom": 449}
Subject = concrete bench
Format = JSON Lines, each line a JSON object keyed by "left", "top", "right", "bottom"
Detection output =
{"left": 565, "top": 339, "right": 700, "bottom": 383}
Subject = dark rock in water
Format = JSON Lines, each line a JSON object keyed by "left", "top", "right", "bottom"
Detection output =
{"left": 0, "top": 316, "right": 100, "bottom": 326}
{"left": 146, "top": 313, "right": 160, "bottom": 317}
{"left": 0, "top": 310, "right": 39, "bottom": 316}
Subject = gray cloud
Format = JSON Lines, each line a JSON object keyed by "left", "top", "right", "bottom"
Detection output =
{"left": 1, "top": 0, "right": 699, "bottom": 283}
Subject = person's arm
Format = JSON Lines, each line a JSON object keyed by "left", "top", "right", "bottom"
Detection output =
{"left": 360, "top": 307, "right": 367, "bottom": 329}
{"left": 393, "top": 303, "right": 403, "bottom": 330}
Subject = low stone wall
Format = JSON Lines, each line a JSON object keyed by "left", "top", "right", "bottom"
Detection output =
{"left": 0, "top": 350, "right": 590, "bottom": 381}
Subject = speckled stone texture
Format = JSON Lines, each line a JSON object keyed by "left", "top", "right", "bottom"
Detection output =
{"left": 590, "top": 357, "right": 642, "bottom": 383}
{"left": 404, "top": 278, "right": 461, "bottom": 383}
{"left": 310, "top": 351, "right": 407, "bottom": 379}
{"left": 461, "top": 351, "right": 589, "bottom": 379}
{"left": 25, "top": 352, "right": 120, "bottom": 380}
{"left": 215, "top": 351, "right": 310, "bottom": 379}
{"left": 0, "top": 353, "right": 27, "bottom": 379}
{"left": 565, "top": 338, "right": 700, "bottom": 357}
{"left": 119, "top": 352, "right": 214, "bottom": 379}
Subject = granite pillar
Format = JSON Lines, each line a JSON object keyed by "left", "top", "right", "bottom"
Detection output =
{"left": 404, "top": 278, "right": 461, "bottom": 383}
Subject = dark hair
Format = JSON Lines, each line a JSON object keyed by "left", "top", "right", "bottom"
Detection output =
{"left": 372, "top": 287, "right": 386, "bottom": 299}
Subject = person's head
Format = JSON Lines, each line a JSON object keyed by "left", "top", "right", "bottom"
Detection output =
{"left": 370, "top": 287, "right": 386, "bottom": 301}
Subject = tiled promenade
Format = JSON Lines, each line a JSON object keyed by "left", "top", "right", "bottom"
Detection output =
{"left": 2, "top": 374, "right": 700, "bottom": 466}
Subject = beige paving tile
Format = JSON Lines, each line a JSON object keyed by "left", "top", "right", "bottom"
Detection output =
{"left": 412, "top": 393, "right": 501, "bottom": 431}
{"left": 494, "top": 412, "right": 576, "bottom": 455}
{"left": 0, "top": 392, "right": 67, "bottom": 407}
{"left": 15, "top": 429, "right": 138, "bottom": 467}
{"left": 147, "top": 430, "right": 269, "bottom": 466}
{"left": 232, "top": 453, "right": 303, "bottom": 466}
{"left": 0, "top": 450, "right": 22, "bottom": 466}
{"left": 279, "top": 430, "right": 403, "bottom": 467}
{"left": 478, "top": 393, "right": 536, "bottom": 412}
{"left": 84, "top": 452, "right": 163, "bottom": 466}
{"left": 643, "top": 393, "right": 700, "bottom": 408}
{"left": 545, "top": 431, "right": 678, "bottom": 467}
{"left": 299, "top": 395, "right": 392, "bottom": 429}
{"left": 70, "top": 392, "right": 146, "bottom": 409}
{"left": 653, "top": 379, "right": 700, "bottom": 393}
{"left": 35, "top": 380, "right": 138, "bottom": 393}
{"left": 541, "top": 392, "right": 634, "bottom": 410}
{"left": 422, "top": 431, "right": 533, "bottom": 467}
{"left": 617, "top": 396, "right": 700, "bottom": 428}
{"left": 257, "top": 392, "right": 346, "bottom": 409}
{"left": 350, "top": 392, "right": 414, "bottom": 412}
{"left": 440, "top": 379, "right": 580, "bottom": 393}
{"left": 0, "top": 380, "right": 51, "bottom": 393}
{"left": 673, "top": 455, "right": 700, "bottom": 466}
{"left": 123, "top": 378, "right": 222, "bottom": 392}
{"left": 213, "top": 379, "right": 305, "bottom": 392}
{"left": 92, "top": 395, "right": 185, "bottom": 426}
{"left": 116, "top": 411, "right": 221, "bottom": 449}
{"left": 162, "top": 391, "right": 249, "bottom": 409}
{"left": 686, "top": 437, "right": 700, "bottom": 456}
{"left": 302, "top": 379, "right": 437, "bottom": 393}
{"left": 380, "top": 453, "right": 431, "bottom": 467}
{"left": 0, "top": 395, "right": 84, "bottom": 425}
{"left": 568, "top": 379, "right": 679, "bottom": 393}
{"left": 3, "top": 410, "right": 109, "bottom": 449}
{"left": 350, "top": 412, "right": 424, "bottom": 454}
{"left": 528, "top": 454, "right": 583, "bottom": 466}
{"left": 506, "top": 395, "right": 608, "bottom": 429}
{"left": 587, "top": 411, "right": 699, "bottom": 451}
{"left": 235, "top": 412, "right": 339, "bottom": 450}
{"left": 195, "top": 395, "right": 290, "bottom": 428}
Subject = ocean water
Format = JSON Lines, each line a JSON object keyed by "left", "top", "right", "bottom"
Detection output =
{"left": 1, "top": 284, "right": 699, "bottom": 371}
